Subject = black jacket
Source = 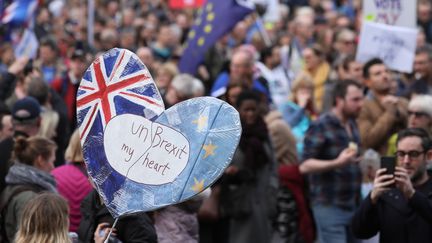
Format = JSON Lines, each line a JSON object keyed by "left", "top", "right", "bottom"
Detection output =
{"left": 404, "top": 77, "right": 431, "bottom": 98}
{"left": 351, "top": 178, "right": 432, "bottom": 243}
{"left": 77, "top": 189, "right": 158, "bottom": 243}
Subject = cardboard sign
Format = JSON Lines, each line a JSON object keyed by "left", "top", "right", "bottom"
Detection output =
{"left": 77, "top": 48, "right": 241, "bottom": 217}
{"left": 356, "top": 22, "right": 418, "bottom": 73}
{"left": 363, "top": 0, "right": 417, "bottom": 28}
{"left": 104, "top": 114, "right": 190, "bottom": 185}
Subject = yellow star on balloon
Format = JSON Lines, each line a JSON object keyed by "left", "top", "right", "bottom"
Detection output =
{"left": 191, "top": 177, "right": 205, "bottom": 192}
{"left": 202, "top": 142, "right": 217, "bottom": 159}
{"left": 192, "top": 115, "right": 208, "bottom": 131}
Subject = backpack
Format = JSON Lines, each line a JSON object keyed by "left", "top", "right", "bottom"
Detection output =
{"left": 0, "top": 185, "right": 40, "bottom": 243}
{"left": 274, "top": 186, "right": 305, "bottom": 243}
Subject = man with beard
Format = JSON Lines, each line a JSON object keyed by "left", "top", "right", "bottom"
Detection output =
{"left": 259, "top": 45, "right": 292, "bottom": 108}
{"left": 405, "top": 46, "right": 432, "bottom": 97}
{"left": 352, "top": 128, "right": 432, "bottom": 243}
{"left": 300, "top": 80, "right": 364, "bottom": 243}
{"left": 357, "top": 58, "right": 408, "bottom": 155}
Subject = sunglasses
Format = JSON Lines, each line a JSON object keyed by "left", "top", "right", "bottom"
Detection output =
{"left": 408, "top": 110, "right": 430, "bottom": 118}
{"left": 341, "top": 40, "right": 355, "bottom": 45}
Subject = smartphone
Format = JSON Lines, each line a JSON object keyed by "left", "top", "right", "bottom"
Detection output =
{"left": 381, "top": 156, "right": 396, "bottom": 187}
{"left": 381, "top": 156, "right": 396, "bottom": 175}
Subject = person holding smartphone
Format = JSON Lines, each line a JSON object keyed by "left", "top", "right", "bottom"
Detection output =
{"left": 351, "top": 128, "right": 432, "bottom": 243}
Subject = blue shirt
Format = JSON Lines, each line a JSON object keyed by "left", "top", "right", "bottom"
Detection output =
{"left": 42, "top": 66, "right": 56, "bottom": 84}
{"left": 210, "top": 72, "right": 271, "bottom": 101}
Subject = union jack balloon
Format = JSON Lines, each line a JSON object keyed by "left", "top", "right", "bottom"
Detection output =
{"left": 77, "top": 48, "right": 241, "bottom": 218}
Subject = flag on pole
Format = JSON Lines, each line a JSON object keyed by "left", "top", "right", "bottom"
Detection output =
{"left": 178, "top": 0, "right": 254, "bottom": 74}
{"left": 14, "top": 27, "right": 38, "bottom": 58}
{"left": 169, "top": 0, "right": 205, "bottom": 9}
{"left": 87, "top": 0, "right": 95, "bottom": 47}
{"left": 1, "top": 0, "right": 38, "bottom": 25}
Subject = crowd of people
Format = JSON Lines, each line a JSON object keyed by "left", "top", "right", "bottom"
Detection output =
{"left": 1, "top": 0, "right": 432, "bottom": 242}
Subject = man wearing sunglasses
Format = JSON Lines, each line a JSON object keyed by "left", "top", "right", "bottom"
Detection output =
{"left": 352, "top": 128, "right": 432, "bottom": 243}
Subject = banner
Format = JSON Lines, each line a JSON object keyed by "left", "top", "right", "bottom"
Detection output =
{"left": 356, "top": 22, "right": 418, "bottom": 73}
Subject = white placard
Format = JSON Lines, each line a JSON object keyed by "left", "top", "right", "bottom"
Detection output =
{"left": 104, "top": 114, "right": 190, "bottom": 185}
{"left": 14, "top": 28, "right": 39, "bottom": 59}
{"left": 363, "top": 0, "right": 417, "bottom": 28}
{"left": 356, "top": 22, "right": 418, "bottom": 73}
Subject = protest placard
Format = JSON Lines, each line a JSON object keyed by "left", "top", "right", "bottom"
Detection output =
{"left": 356, "top": 22, "right": 418, "bottom": 73}
{"left": 363, "top": 0, "right": 417, "bottom": 28}
{"left": 14, "top": 28, "right": 38, "bottom": 59}
{"left": 77, "top": 48, "right": 241, "bottom": 217}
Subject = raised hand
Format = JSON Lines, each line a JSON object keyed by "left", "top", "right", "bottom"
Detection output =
{"left": 336, "top": 148, "right": 358, "bottom": 166}
{"left": 94, "top": 222, "right": 117, "bottom": 243}
{"left": 370, "top": 168, "right": 395, "bottom": 204}
{"left": 394, "top": 166, "right": 415, "bottom": 199}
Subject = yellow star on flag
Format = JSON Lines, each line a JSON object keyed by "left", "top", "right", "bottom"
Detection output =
{"left": 204, "top": 24, "right": 212, "bottom": 33}
{"left": 202, "top": 142, "right": 217, "bottom": 159}
{"left": 206, "top": 3, "right": 213, "bottom": 12}
{"left": 207, "top": 12, "right": 215, "bottom": 21}
{"left": 188, "top": 30, "right": 196, "bottom": 39}
{"left": 191, "top": 177, "right": 205, "bottom": 192}
{"left": 192, "top": 115, "right": 208, "bottom": 131}
{"left": 197, "top": 37, "right": 205, "bottom": 46}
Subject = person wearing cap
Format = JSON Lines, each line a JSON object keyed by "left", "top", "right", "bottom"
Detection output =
{"left": 51, "top": 49, "right": 87, "bottom": 129}
{"left": 0, "top": 97, "right": 41, "bottom": 193}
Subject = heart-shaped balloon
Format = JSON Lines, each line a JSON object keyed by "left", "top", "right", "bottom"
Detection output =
{"left": 77, "top": 48, "right": 241, "bottom": 217}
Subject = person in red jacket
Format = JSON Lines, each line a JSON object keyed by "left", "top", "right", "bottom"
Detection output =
{"left": 51, "top": 49, "right": 88, "bottom": 129}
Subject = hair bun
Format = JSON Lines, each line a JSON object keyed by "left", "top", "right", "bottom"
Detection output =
{"left": 14, "top": 136, "right": 28, "bottom": 154}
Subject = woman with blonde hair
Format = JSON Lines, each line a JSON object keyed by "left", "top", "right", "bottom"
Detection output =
{"left": 300, "top": 44, "right": 331, "bottom": 112}
{"left": 155, "top": 62, "right": 179, "bottom": 97}
{"left": 15, "top": 193, "right": 70, "bottom": 243}
{"left": 278, "top": 74, "right": 316, "bottom": 157}
{"left": 52, "top": 129, "right": 93, "bottom": 233}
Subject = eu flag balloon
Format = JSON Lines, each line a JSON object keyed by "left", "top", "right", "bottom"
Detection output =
{"left": 77, "top": 48, "right": 241, "bottom": 217}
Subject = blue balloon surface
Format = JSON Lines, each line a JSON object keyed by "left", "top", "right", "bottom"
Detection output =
{"left": 77, "top": 48, "right": 241, "bottom": 217}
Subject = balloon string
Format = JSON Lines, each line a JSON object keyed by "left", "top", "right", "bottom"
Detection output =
{"left": 103, "top": 217, "right": 119, "bottom": 243}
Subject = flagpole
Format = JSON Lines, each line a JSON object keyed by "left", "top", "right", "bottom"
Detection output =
{"left": 252, "top": 13, "right": 271, "bottom": 47}
{"left": 87, "top": 0, "right": 95, "bottom": 47}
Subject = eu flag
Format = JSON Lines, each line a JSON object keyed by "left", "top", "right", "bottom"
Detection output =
{"left": 178, "top": 0, "right": 254, "bottom": 74}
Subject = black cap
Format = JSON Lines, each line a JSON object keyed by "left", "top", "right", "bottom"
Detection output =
{"left": 12, "top": 97, "right": 41, "bottom": 122}
{"left": 71, "top": 49, "right": 86, "bottom": 61}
